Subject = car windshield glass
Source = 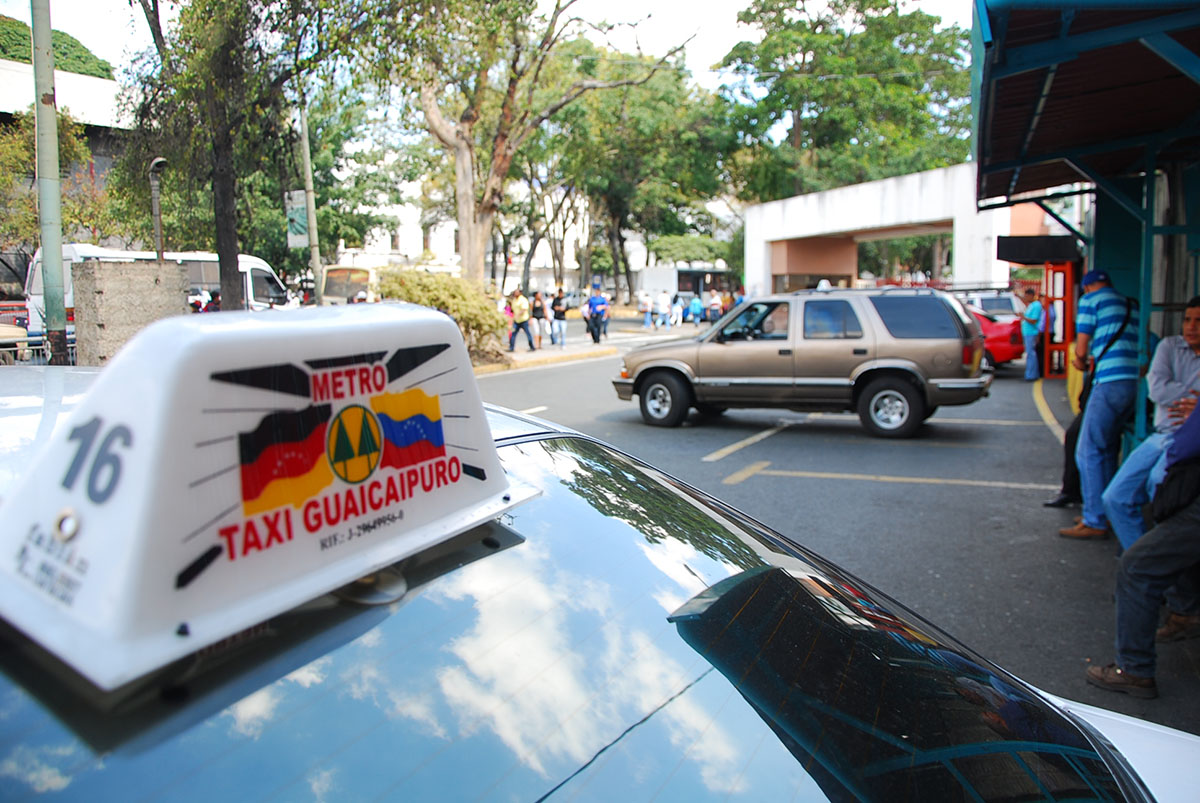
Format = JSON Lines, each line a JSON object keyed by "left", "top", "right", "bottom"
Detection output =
{"left": 324, "top": 268, "right": 369, "bottom": 300}
{"left": 0, "top": 435, "right": 1121, "bottom": 801}
{"left": 719, "top": 302, "right": 785, "bottom": 340}
{"left": 870, "top": 296, "right": 961, "bottom": 339}
{"left": 979, "top": 297, "right": 1015, "bottom": 313}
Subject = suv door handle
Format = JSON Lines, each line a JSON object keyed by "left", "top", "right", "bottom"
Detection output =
{"left": 853, "top": 348, "right": 867, "bottom": 355}
{"left": 778, "top": 349, "right": 792, "bottom": 355}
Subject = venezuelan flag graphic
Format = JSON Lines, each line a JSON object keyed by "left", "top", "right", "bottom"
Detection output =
{"left": 370, "top": 390, "right": 446, "bottom": 469}
{"left": 239, "top": 405, "right": 333, "bottom": 516}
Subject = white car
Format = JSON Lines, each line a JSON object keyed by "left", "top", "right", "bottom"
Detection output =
{"left": 0, "top": 305, "right": 1196, "bottom": 801}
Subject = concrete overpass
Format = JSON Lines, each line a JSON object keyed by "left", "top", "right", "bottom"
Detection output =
{"left": 743, "top": 163, "right": 1035, "bottom": 296}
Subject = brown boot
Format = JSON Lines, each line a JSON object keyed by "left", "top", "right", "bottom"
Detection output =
{"left": 1156, "top": 612, "right": 1200, "bottom": 642}
{"left": 1086, "top": 663, "right": 1158, "bottom": 699}
{"left": 1059, "top": 521, "right": 1109, "bottom": 539}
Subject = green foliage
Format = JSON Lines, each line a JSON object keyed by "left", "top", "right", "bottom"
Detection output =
{"left": 723, "top": 0, "right": 971, "bottom": 201}
{"left": 650, "top": 235, "right": 725, "bottom": 266}
{"left": 376, "top": 269, "right": 507, "bottom": 357}
{"left": 0, "top": 15, "right": 114, "bottom": 79}
{"left": 0, "top": 110, "right": 118, "bottom": 252}
{"left": 858, "top": 234, "right": 950, "bottom": 278}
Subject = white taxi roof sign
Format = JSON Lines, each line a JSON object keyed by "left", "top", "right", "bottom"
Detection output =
{"left": 0, "top": 304, "right": 534, "bottom": 691}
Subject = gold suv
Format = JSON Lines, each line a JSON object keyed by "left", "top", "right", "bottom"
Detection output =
{"left": 613, "top": 287, "right": 991, "bottom": 437}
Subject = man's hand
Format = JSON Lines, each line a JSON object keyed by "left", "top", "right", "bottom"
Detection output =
{"left": 1071, "top": 351, "right": 1089, "bottom": 371}
{"left": 1167, "top": 390, "right": 1200, "bottom": 421}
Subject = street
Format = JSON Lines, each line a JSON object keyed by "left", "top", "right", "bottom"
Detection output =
{"left": 477, "top": 328, "right": 1200, "bottom": 736}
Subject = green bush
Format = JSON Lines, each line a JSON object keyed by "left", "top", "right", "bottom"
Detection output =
{"left": 376, "top": 269, "right": 506, "bottom": 360}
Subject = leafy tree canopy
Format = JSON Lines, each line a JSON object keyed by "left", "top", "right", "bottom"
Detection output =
{"left": 0, "top": 14, "right": 114, "bottom": 79}
{"left": 722, "top": 0, "right": 971, "bottom": 201}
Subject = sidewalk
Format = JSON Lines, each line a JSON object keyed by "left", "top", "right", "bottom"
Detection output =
{"left": 474, "top": 314, "right": 692, "bottom": 374}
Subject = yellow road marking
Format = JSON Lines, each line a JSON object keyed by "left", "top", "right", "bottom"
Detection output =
{"left": 702, "top": 423, "right": 791, "bottom": 462}
{"left": 750, "top": 468, "right": 1057, "bottom": 491}
{"left": 722, "top": 461, "right": 772, "bottom": 485}
{"left": 1031, "top": 378, "right": 1066, "bottom": 444}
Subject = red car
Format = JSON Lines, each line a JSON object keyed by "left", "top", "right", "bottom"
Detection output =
{"left": 969, "top": 305, "right": 1022, "bottom": 371}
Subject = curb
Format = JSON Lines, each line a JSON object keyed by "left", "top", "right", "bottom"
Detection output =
{"left": 473, "top": 345, "right": 619, "bottom": 375}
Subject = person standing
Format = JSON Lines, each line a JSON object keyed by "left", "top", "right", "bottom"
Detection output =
{"left": 550, "top": 288, "right": 567, "bottom": 348}
{"left": 586, "top": 289, "right": 608, "bottom": 344}
{"left": 1019, "top": 288, "right": 1043, "bottom": 381}
{"left": 508, "top": 288, "right": 535, "bottom": 352}
{"left": 1099, "top": 297, "right": 1200, "bottom": 550}
{"left": 707, "top": 288, "right": 722, "bottom": 323}
{"left": 689, "top": 294, "right": 703, "bottom": 327}
{"left": 655, "top": 289, "right": 672, "bottom": 330}
{"left": 1086, "top": 402, "right": 1200, "bottom": 699}
{"left": 1059, "top": 271, "right": 1140, "bottom": 539}
{"left": 530, "top": 290, "right": 548, "bottom": 350}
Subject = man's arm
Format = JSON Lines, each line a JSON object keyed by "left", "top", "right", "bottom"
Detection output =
{"left": 1147, "top": 338, "right": 1189, "bottom": 404}
{"left": 1072, "top": 332, "right": 1092, "bottom": 371}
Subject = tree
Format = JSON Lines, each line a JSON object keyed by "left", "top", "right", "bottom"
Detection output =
{"left": 564, "top": 54, "right": 733, "bottom": 299}
{"left": 114, "top": 3, "right": 401, "bottom": 286}
{"left": 0, "top": 110, "right": 118, "bottom": 273}
{"left": 722, "top": 0, "right": 971, "bottom": 202}
{"left": 375, "top": 0, "right": 678, "bottom": 284}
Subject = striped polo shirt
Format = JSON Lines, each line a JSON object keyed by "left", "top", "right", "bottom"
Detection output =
{"left": 1075, "top": 286, "right": 1140, "bottom": 384}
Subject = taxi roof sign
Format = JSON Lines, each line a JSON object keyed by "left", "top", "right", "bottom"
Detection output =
{"left": 0, "top": 304, "right": 534, "bottom": 691}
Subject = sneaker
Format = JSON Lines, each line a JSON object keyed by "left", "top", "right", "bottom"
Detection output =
{"left": 1086, "top": 663, "right": 1157, "bottom": 698}
{"left": 1059, "top": 522, "right": 1110, "bottom": 539}
{"left": 1156, "top": 612, "right": 1200, "bottom": 642}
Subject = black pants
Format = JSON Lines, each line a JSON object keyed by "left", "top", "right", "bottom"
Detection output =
{"left": 587, "top": 316, "right": 603, "bottom": 343}
{"left": 1060, "top": 411, "right": 1082, "bottom": 499}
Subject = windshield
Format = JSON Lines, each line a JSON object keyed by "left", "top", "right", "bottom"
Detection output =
{"left": 0, "top": 435, "right": 1123, "bottom": 801}
{"left": 324, "top": 268, "right": 370, "bottom": 301}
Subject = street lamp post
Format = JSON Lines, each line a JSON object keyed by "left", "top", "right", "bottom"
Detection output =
{"left": 149, "top": 157, "right": 167, "bottom": 261}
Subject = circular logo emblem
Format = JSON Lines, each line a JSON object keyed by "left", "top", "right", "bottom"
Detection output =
{"left": 327, "top": 404, "right": 382, "bottom": 484}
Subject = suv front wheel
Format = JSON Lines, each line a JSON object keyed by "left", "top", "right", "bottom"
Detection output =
{"left": 639, "top": 371, "right": 690, "bottom": 427}
{"left": 858, "top": 378, "right": 924, "bottom": 438}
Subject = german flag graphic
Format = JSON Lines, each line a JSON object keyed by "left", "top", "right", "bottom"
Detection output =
{"left": 370, "top": 390, "right": 446, "bottom": 469}
{"left": 239, "top": 405, "right": 333, "bottom": 516}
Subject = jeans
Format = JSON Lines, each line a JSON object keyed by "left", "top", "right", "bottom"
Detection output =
{"left": 509, "top": 319, "right": 534, "bottom": 350}
{"left": 1114, "top": 494, "right": 1200, "bottom": 676}
{"left": 1075, "top": 379, "right": 1135, "bottom": 528}
{"left": 657, "top": 312, "right": 670, "bottom": 329}
{"left": 1023, "top": 334, "right": 1040, "bottom": 380}
{"left": 1102, "top": 431, "right": 1172, "bottom": 550}
{"left": 643, "top": 310, "right": 652, "bottom": 327}
{"left": 551, "top": 318, "right": 566, "bottom": 346}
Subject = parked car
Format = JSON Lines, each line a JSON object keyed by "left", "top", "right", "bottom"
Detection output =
{"left": 955, "top": 289, "right": 1026, "bottom": 323}
{"left": 969, "top": 304, "right": 1024, "bottom": 371}
{"left": 0, "top": 305, "right": 1196, "bottom": 801}
{"left": 613, "top": 287, "right": 991, "bottom": 437}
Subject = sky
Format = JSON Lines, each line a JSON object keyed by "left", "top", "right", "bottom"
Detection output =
{"left": 0, "top": 0, "right": 974, "bottom": 89}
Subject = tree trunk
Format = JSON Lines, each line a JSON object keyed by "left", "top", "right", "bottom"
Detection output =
{"left": 205, "top": 86, "right": 242, "bottom": 310}
{"left": 522, "top": 228, "right": 542, "bottom": 292}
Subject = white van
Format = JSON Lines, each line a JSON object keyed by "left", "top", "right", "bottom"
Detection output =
{"left": 24, "top": 244, "right": 294, "bottom": 343}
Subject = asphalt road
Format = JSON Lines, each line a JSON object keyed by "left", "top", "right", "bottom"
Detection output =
{"left": 477, "top": 337, "right": 1200, "bottom": 737}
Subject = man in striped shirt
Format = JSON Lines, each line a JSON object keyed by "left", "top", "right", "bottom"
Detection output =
{"left": 1060, "top": 271, "right": 1140, "bottom": 539}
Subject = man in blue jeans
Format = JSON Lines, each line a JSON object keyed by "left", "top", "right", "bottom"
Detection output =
{"left": 1019, "top": 288, "right": 1042, "bottom": 381}
{"left": 1059, "top": 271, "right": 1140, "bottom": 539}
{"left": 1100, "top": 297, "right": 1200, "bottom": 550}
{"left": 1087, "top": 401, "right": 1200, "bottom": 698}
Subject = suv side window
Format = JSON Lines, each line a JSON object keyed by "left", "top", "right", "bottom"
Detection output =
{"left": 870, "top": 296, "right": 962, "bottom": 339}
{"left": 804, "top": 300, "right": 863, "bottom": 339}
{"left": 720, "top": 302, "right": 789, "bottom": 341}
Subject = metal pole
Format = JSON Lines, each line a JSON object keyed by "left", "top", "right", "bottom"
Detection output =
{"left": 149, "top": 157, "right": 167, "bottom": 261}
{"left": 30, "top": 0, "right": 67, "bottom": 364}
{"left": 298, "top": 106, "right": 323, "bottom": 305}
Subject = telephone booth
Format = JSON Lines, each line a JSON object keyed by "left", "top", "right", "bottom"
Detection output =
{"left": 1042, "top": 261, "right": 1075, "bottom": 380}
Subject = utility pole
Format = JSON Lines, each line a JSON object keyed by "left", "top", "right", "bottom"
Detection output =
{"left": 298, "top": 106, "right": 322, "bottom": 305}
{"left": 30, "top": 0, "right": 67, "bottom": 364}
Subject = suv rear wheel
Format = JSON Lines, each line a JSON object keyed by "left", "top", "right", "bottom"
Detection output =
{"left": 639, "top": 372, "right": 690, "bottom": 427}
{"left": 858, "top": 378, "right": 924, "bottom": 438}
